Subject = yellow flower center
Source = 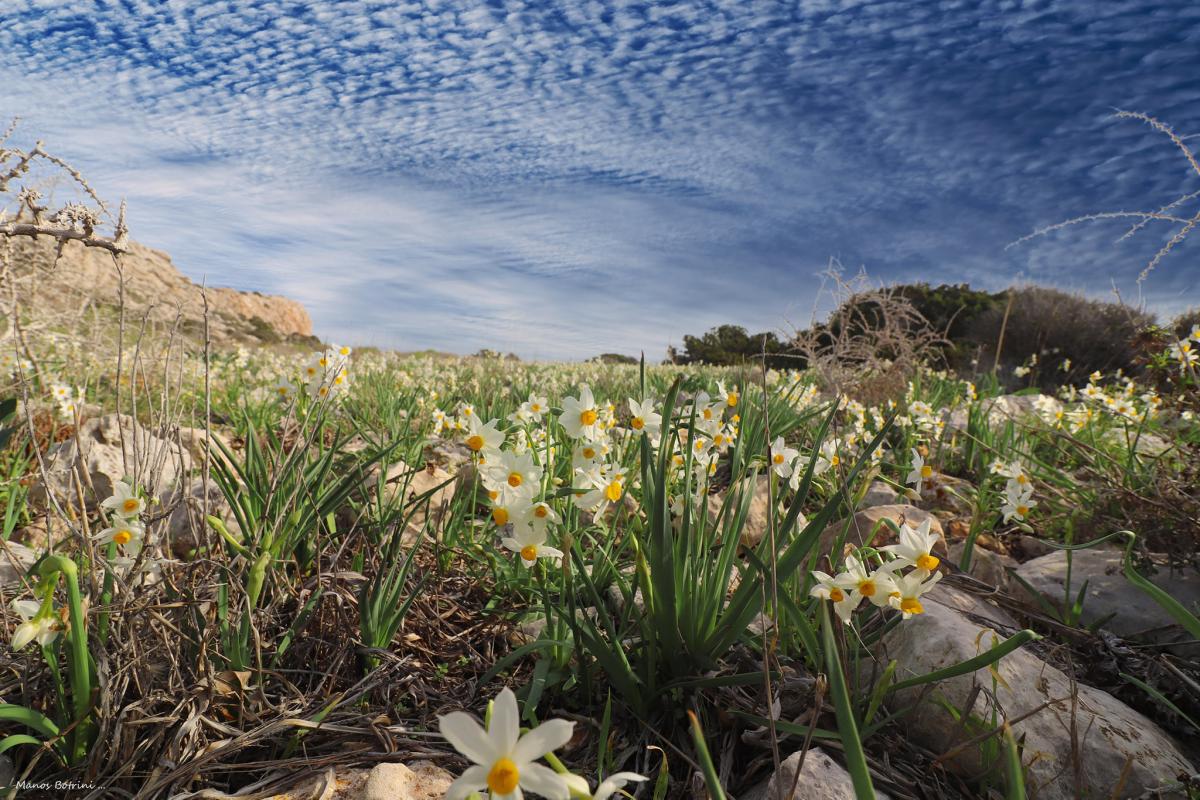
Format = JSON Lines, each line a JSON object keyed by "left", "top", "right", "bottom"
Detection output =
{"left": 916, "top": 554, "right": 939, "bottom": 572}
{"left": 858, "top": 580, "right": 876, "bottom": 597}
{"left": 702, "top": 408, "right": 713, "bottom": 420}
{"left": 277, "top": 386, "right": 289, "bottom": 395}
{"left": 531, "top": 403, "right": 541, "bottom": 412}
{"left": 113, "top": 529, "right": 132, "bottom": 545}
{"left": 830, "top": 455, "right": 840, "bottom": 467}
{"left": 582, "top": 447, "right": 595, "bottom": 459}
{"left": 508, "top": 472, "right": 523, "bottom": 488}
{"left": 122, "top": 498, "right": 140, "bottom": 513}
{"left": 631, "top": 417, "right": 644, "bottom": 430}
{"left": 1016, "top": 474, "right": 1028, "bottom": 485}
{"left": 773, "top": 453, "right": 785, "bottom": 464}
{"left": 605, "top": 481, "right": 623, "bottom": 502}
{"left": 580, "top": 409, "right": 598, "bottom": 426}
{"left": 488, "top": 490, "right": 499, "bottom": 501}
{"left": 920, "top": 465, "right": 932, "bottom": 478}
{"left": 829, "top": 588, "right": 845, "bottom": 602}
{"left": 467, "top": 435, "right": 485, "bottom": 451}
{"left": 492, "top": 507, "right": 509, "bottom": 526}
{"left": 727, "top": 392, "right": 738, "bottom": 407}
{"left": 900, "top": 597, "right": 924, "bottom": 615}
{"left": 1016, "top": 505, "right": 1030, "bottom": 516}
{"left": 487, "top": 758, "right": 520, "bottom": 795}
{"left": 520, "top": 545, "right": 538, "bottom": 561}
{"left": 534, "top": 505, "right": 548, "bottom": 519}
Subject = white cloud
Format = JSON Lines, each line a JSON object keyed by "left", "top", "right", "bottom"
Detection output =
{"left": 0, "top": 0, "right": 1198, "bottom": 358}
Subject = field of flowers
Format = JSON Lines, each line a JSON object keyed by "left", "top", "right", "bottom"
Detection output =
{"left": 0, "top": 323, "right": 1198, "bottom": 800}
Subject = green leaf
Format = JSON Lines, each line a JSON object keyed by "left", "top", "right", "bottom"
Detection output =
{"left": 0, "top": 733, "right": 45, "bottom": 756}
{"left": 0, "top": 703, "right": 60, "bottom": 739}
{"left": 821, "top": 604, "right": 876, "bottom": 798}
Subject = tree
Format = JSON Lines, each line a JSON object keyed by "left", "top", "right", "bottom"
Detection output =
{"left": 676, "top": 325, "right": 793, "bottom": 369}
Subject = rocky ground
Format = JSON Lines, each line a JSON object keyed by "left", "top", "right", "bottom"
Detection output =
{"left": 11, "top": 392, "right": 1199, "bottom": 799}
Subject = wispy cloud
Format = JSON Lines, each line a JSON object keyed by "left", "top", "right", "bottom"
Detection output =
{"left": 1, "top": 0, "right": 1198, "bottom": 358}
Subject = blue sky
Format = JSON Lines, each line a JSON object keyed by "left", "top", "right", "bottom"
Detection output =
{"left": 2, "top": 0, "right": 1199, "bottom": 360}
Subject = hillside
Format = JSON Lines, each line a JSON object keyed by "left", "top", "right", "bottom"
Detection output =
{"left": 9, "top": 236, "right": 313, "bottom": 345}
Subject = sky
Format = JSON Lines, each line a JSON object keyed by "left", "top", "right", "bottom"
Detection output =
{"left": 1, "top": 0, "right": 1199, "bottom": 360}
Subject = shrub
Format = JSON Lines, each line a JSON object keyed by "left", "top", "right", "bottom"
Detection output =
{"left": 590, "top": 352, "right": 637, "bottom": 364}
{"left": 672, "top": 324, "right": 792, "bottom": 369}
{"left": 964, "top": 286, "right": 1153, "bottom": 388}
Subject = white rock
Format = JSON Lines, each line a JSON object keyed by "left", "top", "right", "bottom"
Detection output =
{"left": 878, "top": 586, "right": 1193, "bottom": 798}
{"left": 756, "top": 747, "right": 890, "bottom": 800}
{"left": 943, "top": 394, "right": 1060, "bottom": 432}
{"left": 817, "top": 505, "right": 944, "bottom": 565}
{"left": 0, "top": 541, "right": 36, "bottom": 588}
{"left": 162, "top": 478, "right": 239, "bottom": 558}
{"left": 1014, "top": 548, "right": 1200, "bottom": 652}
{"left": 947, "top": 541, "right": 1017, "bottom": 590}
{"left": 858, "top": 480, "right": 902, "bottom": 509}
{"left": 364, "top": 461, "right": 455, "bottom": 544}
{"left": 363, "top": 761, "right": 454, "bottom": 800}
{"left": 266, "top": 761, "right": 453, "bottom": 800}
{"left": 31, "top": 414, "right": 191, "bottom": 510}
{"left": 707, "top": 474, "right": 781, "bottom": 548}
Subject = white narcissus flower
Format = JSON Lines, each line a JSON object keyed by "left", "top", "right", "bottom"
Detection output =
{"left": 717, "top": 381, "right": 739, "bottom": 409}
{"left": 881, "top": 519, "right": 941, "bottom": 574}
{"left": 10, "top": 599, "right": 59, "bottom": 650}
{"left": 573, "top": 466, "right": 627, "bottom": 518}
{"left": 833, "top": 554, "right": 898, "bottom": 608}
{"left": 1001, "top": 488, "right": 1036, "bottom": 523}
{"left": 489, "top": 495, "right": 532, "bottom": 529}
{"left": 96, "top": 516, "right": 146, "bottom": 549}
{"left": 571, "top": 441, "right": 607, "bottom": 473}
{"left": 482, "top": 450, "right": 543, "bottom": 507}
{"left": 466, "top": 416, "right": 506, "bottom": 455}
{"left": 812, "top": 440, "right": 843, "bottom": 476}
{"left": 528, "top": 502, "right": 560, "bottom": 534}
{"left": 560, "top": 384, "right": 602, "bottom": 440}
{"left": 888, "top": 570, "right": 943, "bottom": 618}
{"left": 626, "top": 398, "right": 662, "bottom": 442}
{"left": 809, "top": 570, "right": 860, "bottom": 623}
{"left": 439, "top": 687, "right": 574, "bottom": 800}
{"left": 905, "top": 448, "right": 933, "bottom": 491}
{"left": 273, "top": 377, "right": 296, "bottom": 400}
{"left": 693, "top": 391, "right": 724, "bottom": 436}
{"left": 768, "top": 436, "right": 798, "bottom": 479}
{"left": 588, "top": 772, "right": 650, "bottom": 800}
{"left": 509, "top": 393, "right": 550, "bottom": 424}
{"left": 501, "top": 523, "right": 563, "bottom": 568}
{"left": 1169, "top": 340, "right": 1198, "bottom": 370}
{"left": 101, "top": 480, "right": 144, "bottom": 519}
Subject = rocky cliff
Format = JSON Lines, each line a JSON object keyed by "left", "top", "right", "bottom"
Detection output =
{"left": 10, "top": 237, "right": 312, "bottom": 344}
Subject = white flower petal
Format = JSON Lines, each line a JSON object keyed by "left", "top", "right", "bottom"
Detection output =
{"left": 439, "top": 711, "right": 497, "bottom": 765}
{"left": 490, "top": 687, "right": 520, "bottom": 757}
{"left": 445, "top": 764, "right": 490, "bottom": 800}
{"left": 11, "top": 621, "right": 37, "bottom": 651}
{"left": 594, "top": 772, "right": 649, "bottom": 800}
{"left": 512, "top": 718, "right": 573, "bottom": 763}
{"left": 518, "top": 762, "right": 570, "bottom": 800}
{"left": 10, "top": 600, "right": 40, "bottom": 619}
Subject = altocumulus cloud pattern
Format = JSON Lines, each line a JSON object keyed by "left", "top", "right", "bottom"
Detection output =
{"left": 1, "top": 0, "right": 1199, "bottom": 358}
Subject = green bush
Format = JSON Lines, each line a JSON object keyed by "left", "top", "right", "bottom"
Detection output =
{"left": 671, "top": 324, "right": 793, "bottom": 368}
{"left": 965, "top": 286, "right": 1153, "bottom": 388}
